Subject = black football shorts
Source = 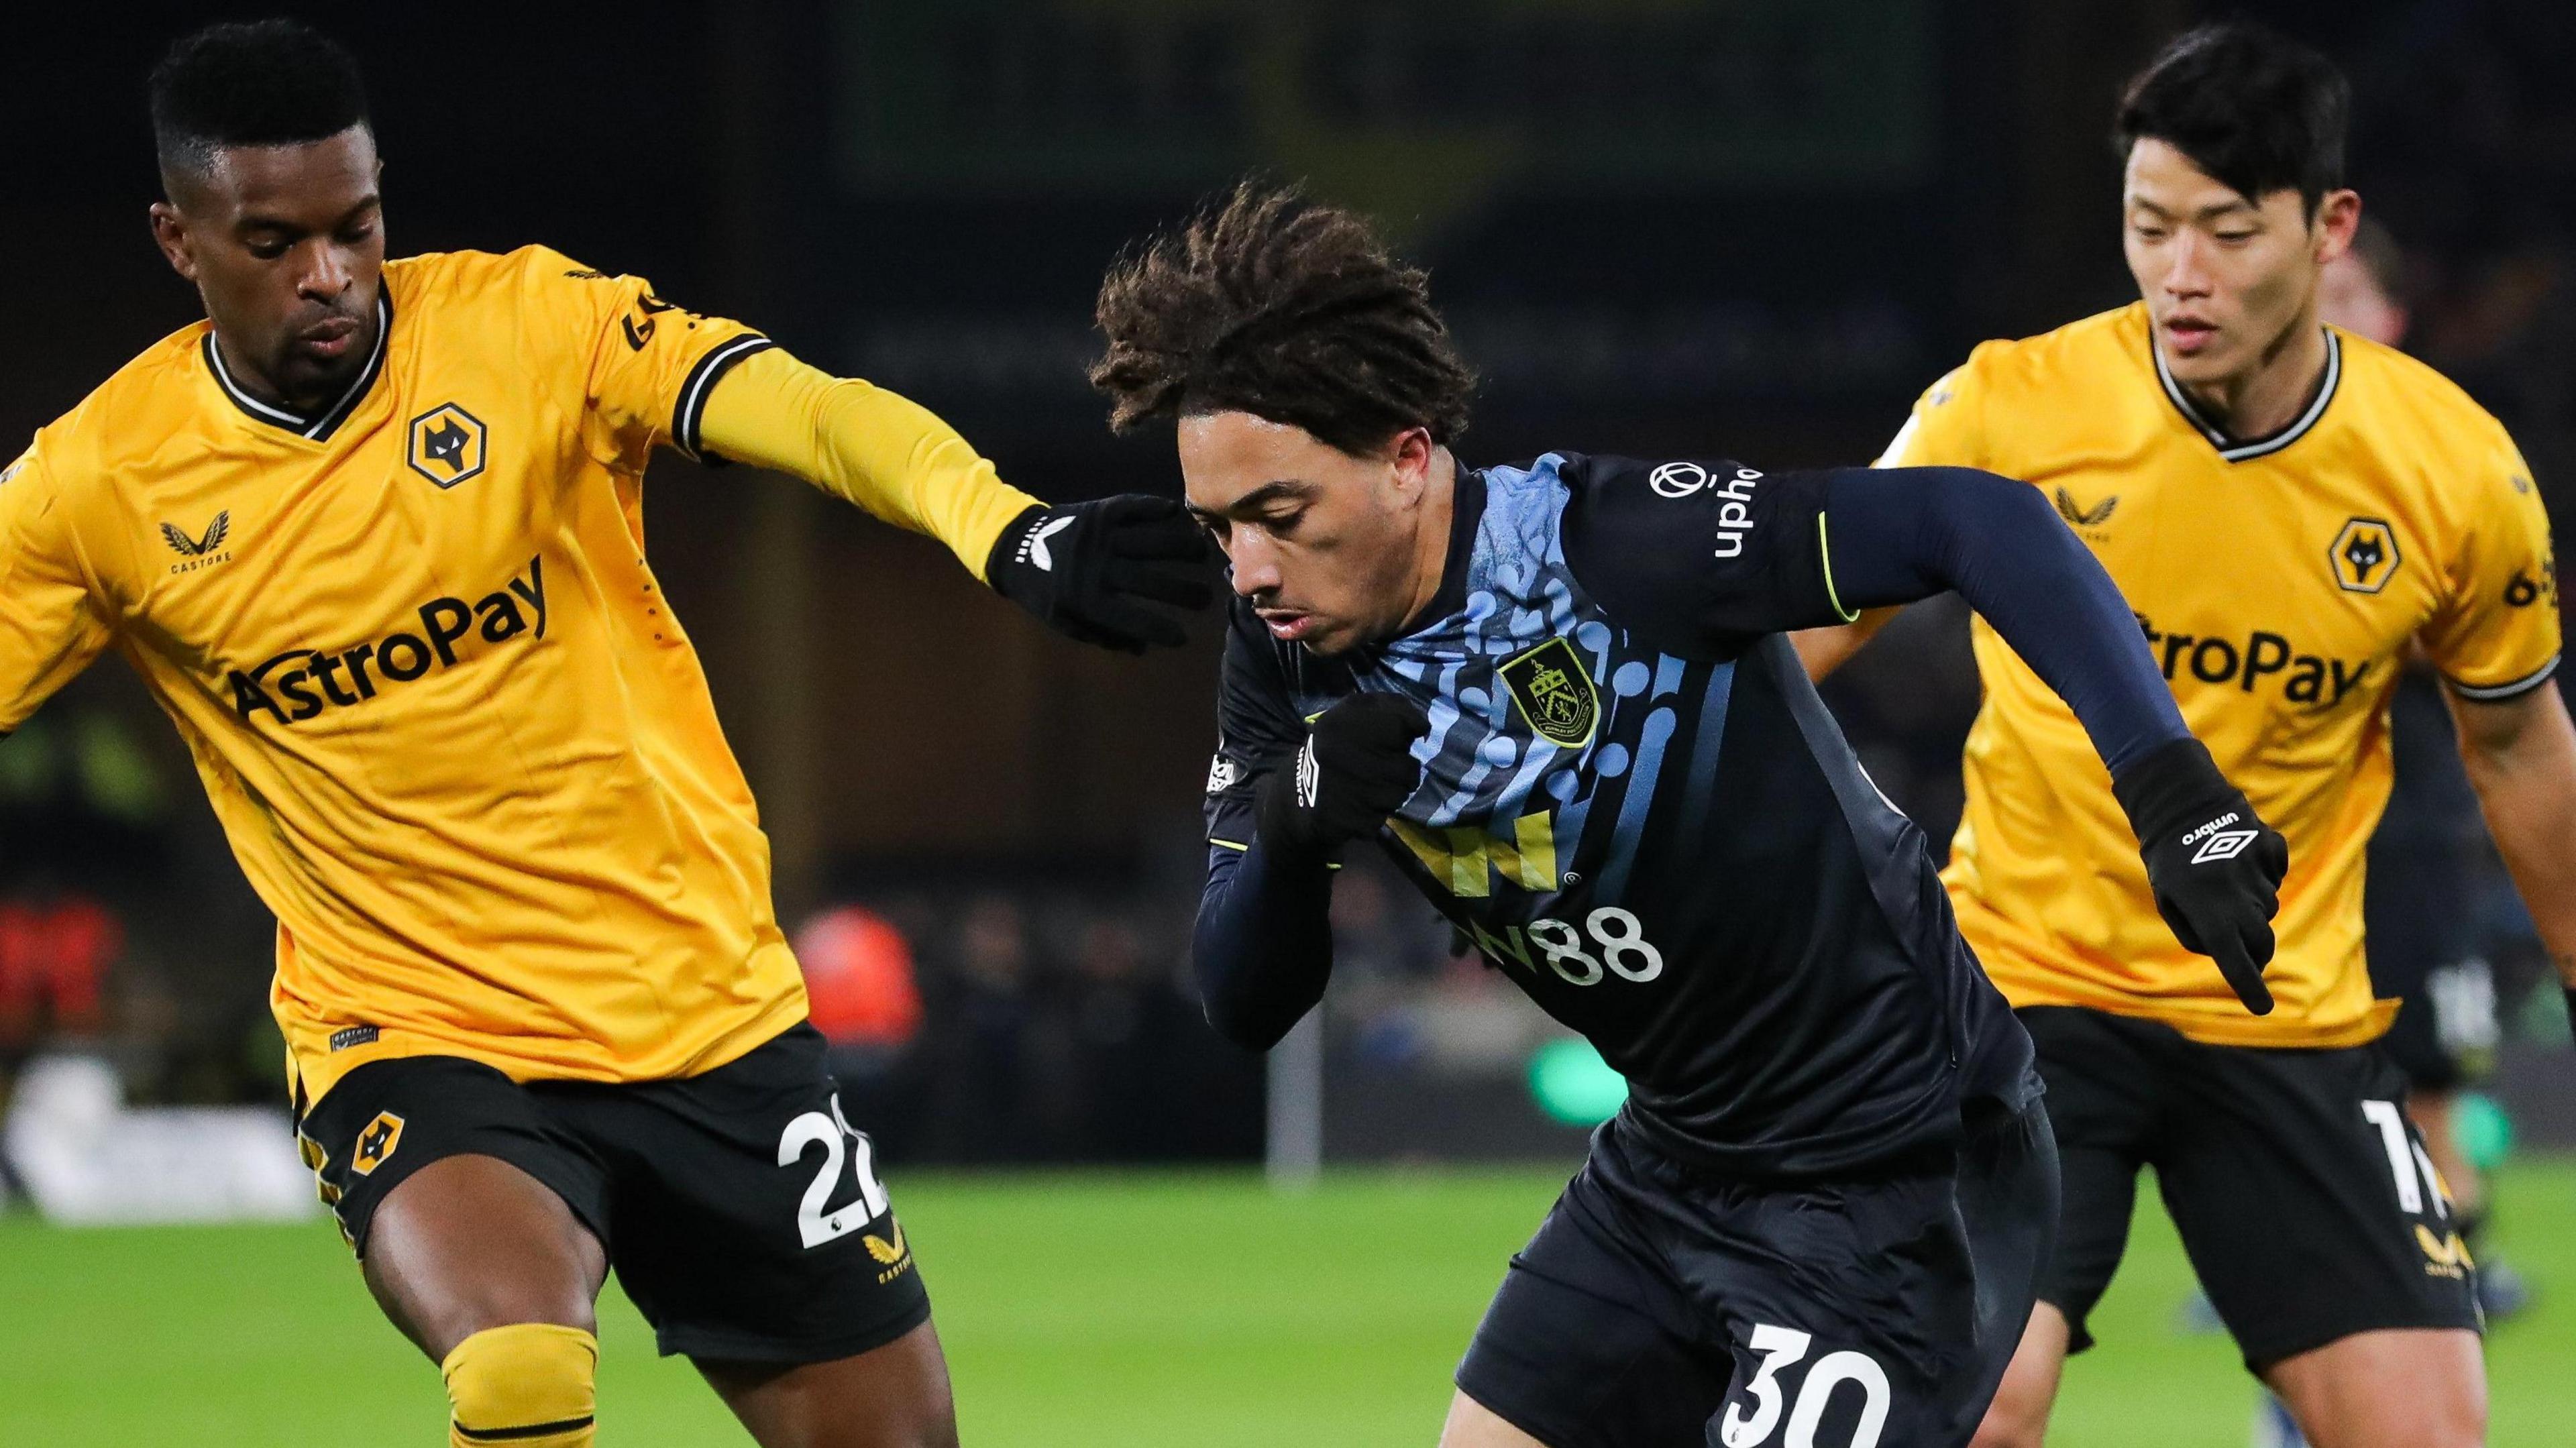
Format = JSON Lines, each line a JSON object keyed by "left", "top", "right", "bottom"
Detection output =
{"left": 2023, "top": 1005, "right": 2481, "bottom": 1370}
{"left": 297, "top": 1022, "right": 930, "bottom": 1364}
{"left": 1456, "top": 1093, "right": 2056, "bottom": 1448}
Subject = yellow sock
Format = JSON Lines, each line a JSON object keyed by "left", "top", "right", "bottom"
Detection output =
{"left": 441, "top": 1322, "right": 597, "bottom": 1446}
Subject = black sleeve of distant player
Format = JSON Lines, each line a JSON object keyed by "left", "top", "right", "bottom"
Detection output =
{"left": 1556, "top": 453, "right": 1847, "bottom": 659}
{"left": 1193, "top": 606, "right": 1341, "bottom": 1049}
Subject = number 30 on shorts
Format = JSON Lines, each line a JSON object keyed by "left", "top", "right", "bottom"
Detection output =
{"left": 1719, "top": 1324, "right": 1892, "bottom": 1448}
{"left": 777, "top": 1095, "right": 893, "bottom": 1250}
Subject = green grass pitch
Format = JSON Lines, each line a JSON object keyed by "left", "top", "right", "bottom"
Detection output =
{"left": 5, "top": 1160, "right": 2573, "bottom": 1445}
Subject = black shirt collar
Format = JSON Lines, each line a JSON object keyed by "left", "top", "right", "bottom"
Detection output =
{"left": 203, "top": 290, "right": 393, "bottom": 443}
{"left": 1408, "top": 457, "right": 1486, "bottom": 632}
{"left": 2152, "top": 326, "right": 2341, "bottom": 463}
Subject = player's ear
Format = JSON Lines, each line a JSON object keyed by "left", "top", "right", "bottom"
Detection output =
{"left": 148, "top": 201, "right": 199, "bottom": 283}
{"left": 1385, "top": 427, "right": 1436, "bottom": 495}
{"left": 2312, "top": 190, "right": 2362, "bottom": 264}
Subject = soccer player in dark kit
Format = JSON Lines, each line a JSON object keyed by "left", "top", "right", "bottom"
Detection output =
{"left": 1089, "top": 185, "right": 2290, "bottom": 1448}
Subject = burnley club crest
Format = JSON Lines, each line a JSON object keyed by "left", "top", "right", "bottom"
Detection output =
{"left": 1500, "top": 636, "right": 1599, "bottom": 748}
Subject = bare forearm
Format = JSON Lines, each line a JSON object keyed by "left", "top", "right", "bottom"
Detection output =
{"left": 2455, "top": 687, "right": 2576, "bottom": 989}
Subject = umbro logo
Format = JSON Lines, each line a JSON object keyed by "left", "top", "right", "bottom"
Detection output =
{"left": 162, "top": 512, "right": 233, "bottom": 573}
{"left": 1205, "top": 754, "right": 1242, "bottom": 796}
{"left": 2183, "top": 811, "right": 2260, "bottom": 863}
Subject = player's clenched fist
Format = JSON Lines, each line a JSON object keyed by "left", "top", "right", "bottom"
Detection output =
{"left": 1256, "top": 693, "right": 1432, "bottom": 858}
{"left": 986, "top": 495, "right": 1216, "bottom": 653}
{"left": 2113, "top": 737, "right": 2292, "bottom": 1015}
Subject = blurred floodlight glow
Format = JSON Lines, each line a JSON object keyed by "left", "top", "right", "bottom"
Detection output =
{"left": 1528, "top": 1038, "right": 1627, "bottom": 1126}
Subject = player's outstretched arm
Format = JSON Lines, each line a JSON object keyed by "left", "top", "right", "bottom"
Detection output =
{"left": 1562, "top": 455, "right": 2286, "bottom": 1011}
{"left": 1193, "top": 694, "right": 1430, "bottom": 1048}
{"left": 1825, "top": 465, "right": 2291, "bottom": 1012}
{"left": 698, "top": 349, "right": 1212, "bottom": 652}
{"left": 2448, "top": 683, "right": 2576, "bottom": 1042}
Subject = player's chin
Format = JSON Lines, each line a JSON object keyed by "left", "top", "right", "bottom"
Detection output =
{"left": 2157, "top": 328, "right": 2239, "bottom": 382}
{"left": 276, "top": 348, "right": 362, "bottom": 398}
{"left": 1290, "top": 616, "right": 1362, "bottom": 657}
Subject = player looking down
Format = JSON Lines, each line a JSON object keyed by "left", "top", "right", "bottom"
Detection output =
{"left": 1092, "top": 182, "right": 2288, "bottom": 1448}
{"left": 1797, "top": 23, "right": 2576, "bottom": 1448}
{"left": 0, "top": 21, "right": 1209, "bottom": 1448}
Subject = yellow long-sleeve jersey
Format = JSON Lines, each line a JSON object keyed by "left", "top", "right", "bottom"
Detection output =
{"left": 1882, "top": 302, "right": 2559, "bottom": 1047}
{"left": 0, "top": 245, "right": 1036, "bottom": 1105}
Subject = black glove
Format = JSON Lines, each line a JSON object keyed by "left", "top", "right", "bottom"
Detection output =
{"left": 2566, "top": 987, "right": 2575, "bottom": 1050}
{"left": 2112, "top": 737, "right": 2290, "bottom": 1015}
{"left": 985, "top": 496, "right": 1215, "bottom": 653}
{"left": 1256, "top": 693, "right": 1433, "bottom": 858}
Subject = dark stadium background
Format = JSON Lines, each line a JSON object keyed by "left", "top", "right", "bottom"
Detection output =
{"left": 2, "top": 0, "right": 2569, "bottom": 1164}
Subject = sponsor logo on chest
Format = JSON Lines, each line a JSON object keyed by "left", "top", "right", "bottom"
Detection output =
{"left": 2135, "top": 614, "right": 2375, "bottom": 708}
{"left": 222, "top": 555, "right": 549, "bottom": 726}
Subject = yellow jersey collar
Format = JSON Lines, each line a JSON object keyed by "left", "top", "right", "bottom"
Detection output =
{"left": 2152, "top": 326, "right": 2341, "bottom": 464}
{"left": 201, "top": 291, "right": 393, "bottom": 443}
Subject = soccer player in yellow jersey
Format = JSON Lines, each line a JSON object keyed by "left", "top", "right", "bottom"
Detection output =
{"left": 1799, "top": 24, "right": 2576, "bottom": 1448}
{"left": 0, "top": 21, "right": 1212, "bottom": 1448}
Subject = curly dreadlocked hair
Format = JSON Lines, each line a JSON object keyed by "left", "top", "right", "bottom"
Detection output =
{"left": 1089, "top": 182, "right": 1477, "bottom": 456}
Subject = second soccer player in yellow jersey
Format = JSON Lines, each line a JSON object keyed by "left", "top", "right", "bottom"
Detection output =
{"left": 0, "top": 21, "right": 1211, "bottom": 1448}
{"left": 1801, "top": 23, "right": 2576, "bottom": 1448}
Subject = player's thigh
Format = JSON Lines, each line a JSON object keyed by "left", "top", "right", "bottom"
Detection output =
{"left": 2015, "top": 1008, "right": 2161, "bottom": 1355}
{"left": 2263, "top": 1327, "right": 2485, "bottom": 1448}
{"left": 551, "top": 1024, "right": 934, "bottom": 1369}
{"left": 698, "top": 1320, "right": 958, "bottom": 1448}
{"left": 1454, "top": 1154, "right": 1735, "bottom": 1448}
{"left": 300, "top": 1054, "right": 612, "bottom": 1360}
{"left": 2156, "top": 1040, "right": 2481, "bottom": 1373}
{"left": 365, "top": 1155, "right": 610, "bottom": 1360}
{"left": 1440, "top": 1390, "right": 1554, "bottom": 1448}
{"left": 1691, "top": 1098, "right": 2057, "bottom": 1448}
{"left": 1969, "top": 1304, "right": 2071, "bottom": 1448}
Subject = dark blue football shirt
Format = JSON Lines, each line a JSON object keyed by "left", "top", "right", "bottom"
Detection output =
{"left": 1202, "top": 454, "right": 2053, "bottom": 1179}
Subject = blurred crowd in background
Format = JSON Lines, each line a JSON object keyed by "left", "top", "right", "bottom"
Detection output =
{"left": 2, "top": 0, "right": 2572, "bottom": 1167}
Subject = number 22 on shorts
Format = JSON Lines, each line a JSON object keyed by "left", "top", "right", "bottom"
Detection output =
{"left": 1719, "top": 1323, "right": 1892, "bottom": 1448}
{"left": 777, "top": 1094, "right": 893, "bottom": 1249}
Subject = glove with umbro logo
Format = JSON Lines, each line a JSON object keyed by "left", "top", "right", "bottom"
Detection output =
{"left": 2112, "top": 736, "right": 2291, "bottom": 1015}
{"left": 1256, "top": 693, "right": 1432, "bottom": 861}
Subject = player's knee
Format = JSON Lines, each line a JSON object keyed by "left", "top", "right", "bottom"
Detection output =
{"left": 442, "top": 1322, "right": 598, "bottom": 1447}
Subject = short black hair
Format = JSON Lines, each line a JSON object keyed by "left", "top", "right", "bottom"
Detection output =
{"left": 2115, "top": 21, "right": 2349, "bottom": 215}
{"left": 151, "top": 19, "right": 370, "bottom": 185}
{"left": 1091, "top": 181, "right": 1477, "bottom": 455}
